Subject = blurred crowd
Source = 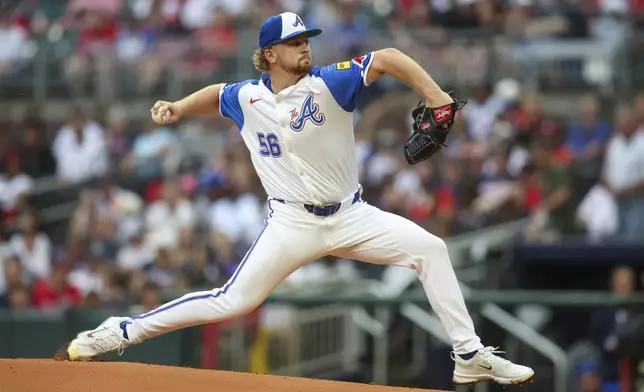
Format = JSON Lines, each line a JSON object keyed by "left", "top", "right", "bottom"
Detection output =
{"left": 0, "top": 81, "right": 642, "bottom": 312}
{"left": 0, "top": 0, "right": 641, "bottom": 97}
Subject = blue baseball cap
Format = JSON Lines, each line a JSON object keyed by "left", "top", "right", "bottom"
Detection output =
{"left": 258, "top": 12, "right": 322, "bottom": 49}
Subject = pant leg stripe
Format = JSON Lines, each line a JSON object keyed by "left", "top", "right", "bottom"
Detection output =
{"left": 132, "top": 222, "right": 269, "bottom": 319}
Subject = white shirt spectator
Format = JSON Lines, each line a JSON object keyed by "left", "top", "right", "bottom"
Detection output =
{"left": 180, "top": 0, "right": 249, "bottom": 29}
{"left": 9, "top": 233, "right": 51, "bottom": 280}
{"left": 366, "top": 150, "right": 399, "bottom": 186}
{"left": 130, "top": 0, "right": 182, "bottom": 21}
{"left": 603, "top": 131, "right": 644, "bottom": 192}
{"left": 0, "top": 23, "right": 27, "bottom": 62}
{"left": 117, "top": 242, "right": 155, "bottom": 271}
{"left": 463, "top": 96, "right": 507, "bottom": 142}
{"left": 0, "top": 241, "right": 13, "bottom": 263}
{"left": 52, "top": 121, "right": 109, "bottom": 183}
{"left": 94, "top": 186, "right": 145, "bottom": 242}
{"left": 209, "top": 193, "right": 264, "bottom": 247}
{"left": 68, "top": 266, "right": 105, "bottom": 296}
{"left": 577, "top": 185, "right": 618, "bottom": 240}
{"left": 145, "top": 200, "right": 196, "bottom": 250}
{"left": 0, "top": 173, "right": 33, "bottom": 210}
{"left": 393, "top": 169, "right": 423, "bottom": 199}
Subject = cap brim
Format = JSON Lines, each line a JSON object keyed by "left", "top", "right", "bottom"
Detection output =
{"left": 273, "top": 28, "right": 322, "bottom": 46}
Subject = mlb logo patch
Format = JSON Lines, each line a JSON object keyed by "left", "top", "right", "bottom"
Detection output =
{"left": 336, "top": 61, "right": 351, "bottom": 70}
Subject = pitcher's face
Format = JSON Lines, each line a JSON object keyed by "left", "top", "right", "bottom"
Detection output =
{"left": 267, "top": 35, "right": 312, "bottom": 75}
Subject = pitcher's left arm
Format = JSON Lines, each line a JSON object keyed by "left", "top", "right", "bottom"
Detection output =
{"left": 367, "top": 48, "right": 452, "bottom": 108}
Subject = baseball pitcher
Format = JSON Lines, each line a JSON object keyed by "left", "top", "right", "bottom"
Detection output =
{"left": 64, "top": 12, "right": 534, "bottom": 386}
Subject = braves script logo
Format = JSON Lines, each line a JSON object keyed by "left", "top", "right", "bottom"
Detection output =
{"left": 293, "top": 15, "right": 304, "bottom": 27}
{"left": 290, "top": 93, "right": 326, "bottom": 132}
{"left": 433, "top": 107, "right": 453, "bottom": 122}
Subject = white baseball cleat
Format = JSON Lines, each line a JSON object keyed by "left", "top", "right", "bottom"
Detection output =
{"left": 67, "top": 317, "right": 132, "bottom": 361}
{"left": 452, "top": 346, "right": 535, "bottom": 385}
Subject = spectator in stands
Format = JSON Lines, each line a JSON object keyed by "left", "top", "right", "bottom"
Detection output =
{"left": 565, "top": 95, "right": 612, "bottom": 163}
{"left": 0, "top": 150, "right": 34, "bottom": 225}
{"left": 588, "top": 265, "right": 637, "bottom": 386}
{"left": 9, "top": 211, "right": 52, "bottom": 282}
{"left": 84, "top": 291, "right": 103, "bottom": 309}
{"left": 132, "top": 119, "right": 177, "bottom": 179}
{"left": 0, "top": 225, "right": 14, "bottom": 263}
{"left": 170, "top": 226, "right": 207, "bottom": 285}
{"left": 473, "top": 146, "right": 518, "bottom": 222}
{"left": 129, "top": 280, "right": 162, "bottom": 314}
{"left": 462, "top": 84, "right": 509, "bottom": 151}
{"left": 600, "top": 105, "right": 644, "bottom": 241}
{"left": 104, "top": 106, "right": 134, "bottom": 171}
{"left": 566, "top": 95, "right": 613, "bottom": 195}
{"left": 52, "top": 107, "right": 109, "bottom": 183}
{"left": 93, "top": 176, "right": 144, "bottom": 242}
{"left": 144, "top": 180, "right": 196, "bottom": 250}
{"left": 208, "top": 164, "right": 264, "bottom": 257}
{"left": 525, "top": 139, "right": 580, "bottom": 240}
{"left": 87, "top": 216, "right": 120, "bottom": 261}
{"left": 515, "top": 162, "right": 542, "bottom": 216}
{"left": 114, "top": 14, "right": 162, "bottom": 93}
{"left": 0, "top": 257, "right": 26, "bottom": 304}
{"left": 5, "top": 284, "right": 31, "bottom": 310}
{"left": 31, "top": 262, "right": 83, "bottom": 311}
{"left": 64, "top": 6, "right": 119, "bottom": 97}
{"left": 576, "top": 182, "right": 619, "bottom": 241}
{"left": 68, "top": 253, "right": 108, "bottom": 298}
{"left": 102, "top": 271, "right": 128, "bottom": 310}
{"left": 329, "top": 1, "right": 369, "bottom": 59}
{"left": 19, "top": 117, "right": 57, "bottom": 178}
{"left": 180, "top": 0, "right": 250, "bottom": 30}
{"left": 575, "top": 360, "right": 604, "bottom": 392}
{"left": 0, "top": 13, "right": 28, "bottom": 76}
{"left": 189, "top": 8, "right": 238, "bottom": 78}
{"left": 117, "top": 222, "right": 154, "bottom": 272}
{"left": 145, "top": 246, "right": 189, "bottom": 290}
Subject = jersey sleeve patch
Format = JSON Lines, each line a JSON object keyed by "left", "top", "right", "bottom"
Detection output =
{"left": 336, "top": 61, "right": 351, "bottom": 70}
{"left": 219, "top": 79, "right": 255, "bottom": 131}
{"left": 319, "top": 52, "right": 374, "bottom": 113}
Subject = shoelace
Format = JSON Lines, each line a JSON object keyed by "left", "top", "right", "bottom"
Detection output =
{"left": 450, "top": 346, "right": 511, "bottom": 365}
{"left": 478, "top": 346, "right": 512, "bottom": 366}
{"left": 90, "top": 327, "right": 129, "bottom": 356}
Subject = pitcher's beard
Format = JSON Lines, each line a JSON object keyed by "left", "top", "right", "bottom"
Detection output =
{"left": 287, "top": 58, "right": 312, "bottom": 75}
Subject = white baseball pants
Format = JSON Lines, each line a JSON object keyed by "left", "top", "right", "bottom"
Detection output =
{"left": 127, "top": 196, "right": 483, "bottom": 354}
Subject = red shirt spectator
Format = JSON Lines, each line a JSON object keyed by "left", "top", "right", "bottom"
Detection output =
{"left": 31, "top": 264, "right": 83, "bottom": 311}
{"left": 632, "top": 0, "right": 644, "bottom": 13}
{"left": 76, "top": 12, "right": 119, "bottom": 54}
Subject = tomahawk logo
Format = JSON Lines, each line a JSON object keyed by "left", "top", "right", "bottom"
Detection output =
{"left": 352, "top": 55, "right": 368, "bottom": 67}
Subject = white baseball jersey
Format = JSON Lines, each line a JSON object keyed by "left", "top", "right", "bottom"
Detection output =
{"left": 218, "top": 53, "right": 374, "bottom": 205}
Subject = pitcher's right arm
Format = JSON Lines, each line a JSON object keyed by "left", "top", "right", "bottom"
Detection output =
{"left": 151, "top": 83, "right": 225, "bottom": 124}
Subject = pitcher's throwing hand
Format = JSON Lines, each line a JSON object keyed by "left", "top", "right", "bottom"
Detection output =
{"left": 150, "top": 101, "right": 181, "bottom": 124}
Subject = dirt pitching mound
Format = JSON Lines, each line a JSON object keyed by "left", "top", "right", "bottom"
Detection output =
{"left": 0, "top": 359, "right": 450, "bottom": 392}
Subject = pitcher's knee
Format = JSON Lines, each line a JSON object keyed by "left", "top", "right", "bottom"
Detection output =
{"left": 215, "top": 287, "right": 263, "bottom": 317}
{"left": 421, "top": 233, "right": 449, "bottom": 257}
